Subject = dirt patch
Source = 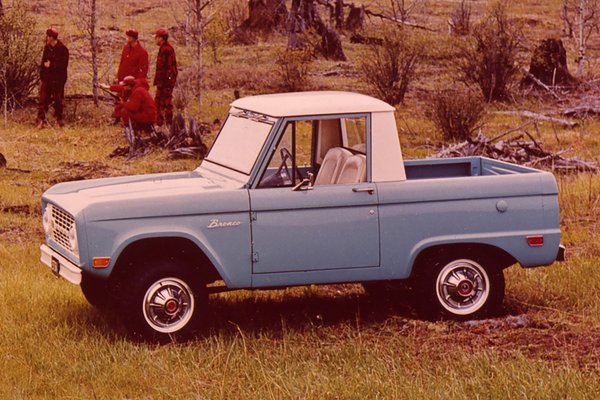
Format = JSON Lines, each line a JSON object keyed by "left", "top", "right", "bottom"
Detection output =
{"left": 208, "top": 285, "right": 600, "bottom": 370}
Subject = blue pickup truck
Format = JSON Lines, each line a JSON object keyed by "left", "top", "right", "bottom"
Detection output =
{"left": 40, "top": 91, "right": 564, "bottom": 341}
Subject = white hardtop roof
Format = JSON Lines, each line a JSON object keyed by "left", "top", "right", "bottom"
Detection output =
{"left": 230, "top": 91, "right": 395, "bottom": 117}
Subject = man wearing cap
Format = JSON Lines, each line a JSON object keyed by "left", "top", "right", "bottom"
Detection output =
{"left": 153, "top": 28, "right": 178, "bottom": 127}
{"left": 118, "top": 76, "right": 157, "bottom": 131}
{"left": 37, "top": 27, "right": 69, "bottom": 129}
{"left": 117, "top": 29, "right": 149, "bottom": 81}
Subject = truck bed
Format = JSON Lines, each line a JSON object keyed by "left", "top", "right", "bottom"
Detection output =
{"left": 404, "top": 157, "right": 541, "bottom": 180}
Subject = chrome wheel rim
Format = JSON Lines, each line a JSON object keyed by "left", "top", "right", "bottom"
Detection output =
{"left": 143, "top": 277, "right": 195, "bottom": 333}
{"left": 436, "top": 259, "right": 490, "bottom": 316}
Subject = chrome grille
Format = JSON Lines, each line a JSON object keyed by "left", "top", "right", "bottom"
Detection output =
{"left": 49, "top": 204, "right": 74, "bottom": 251}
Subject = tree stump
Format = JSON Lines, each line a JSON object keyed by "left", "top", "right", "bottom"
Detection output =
{"left": 346, "top": 5, "right": 365, "bottom": 32}
{"left": 523, "top": 38, "right": 578, "bottom": 88}
{"left": 239, "top": 0, "right": 288, "bottom": 34}
{"left": 287, "top": 0, "right": 346, "bottom": 61}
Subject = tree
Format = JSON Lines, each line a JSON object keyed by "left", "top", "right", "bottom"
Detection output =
{"left": 562, "top": 0, "right": 600, "bottom": 74}
{"left": 0, "top": 2, "right": 39, "bottom": 115}
{"left": 174, "top": 0, "right": 216, "bottom": 101}
{"left": 71, "top": 0, "right": 100, "bottom": 106}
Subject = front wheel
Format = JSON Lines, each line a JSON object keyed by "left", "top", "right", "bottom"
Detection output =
{"left": 120, "top": 262, "right": 207, "bottom": 342}
{"left": 416, "top": 255, "right": 505, "bottom": 320}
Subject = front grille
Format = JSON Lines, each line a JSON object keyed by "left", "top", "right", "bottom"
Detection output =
{"left": 49, "top": 204, "right": 75, "bottom": 252}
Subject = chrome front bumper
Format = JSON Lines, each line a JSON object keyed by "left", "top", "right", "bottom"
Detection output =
{"left": 40, "top": 244, "right": 82, "bottom": 285}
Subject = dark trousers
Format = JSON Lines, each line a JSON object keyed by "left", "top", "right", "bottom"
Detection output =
{"left": 38, "top": 80, "right": 65, "bottom": 122}
{"left": 155, "top": 86, "right": 174, "bottom": 127}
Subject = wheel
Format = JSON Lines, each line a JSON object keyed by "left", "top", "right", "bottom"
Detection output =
{"left": 415, "top": 254, "right": 505, "bottom": 320}
{"left": 80, "top": 273, "right": 113, "bottom": 308}
{"left": 119, "top": 261, "right": 207, "bottom": 342}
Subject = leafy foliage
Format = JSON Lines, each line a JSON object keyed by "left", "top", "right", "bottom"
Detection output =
{"left": 457, "top": 1, "right": 521, "bottom": 102}
{"left": 0, "top": 2, "right": 39, "bottom": 110}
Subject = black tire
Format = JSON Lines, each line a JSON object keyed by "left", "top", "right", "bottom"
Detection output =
{"left": 80, "top": 273, "right": 113, "bottom": 309}
{"left": 414, "top": 252, "right": 505, "bottom": 320}
{"left": 119, "top": 260, "right": 207, "bottom": 343}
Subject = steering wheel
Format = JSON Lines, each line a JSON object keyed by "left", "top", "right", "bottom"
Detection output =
{"left": 278, "top": 147, "right": 304, "bottom": 183}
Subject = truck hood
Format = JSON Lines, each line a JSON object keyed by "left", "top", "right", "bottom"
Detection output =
{"left": 43, "top": 170, "right": 249, "bottom": 220}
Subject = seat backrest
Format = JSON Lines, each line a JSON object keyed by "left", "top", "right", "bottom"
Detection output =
{"left": 314, "top": 147, "right": 352, "bottom": 185}
{"left": 336, "top": 154, "right": 367, "bottom": 184}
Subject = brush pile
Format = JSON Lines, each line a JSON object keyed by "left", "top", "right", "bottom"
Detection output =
{"left": 110, "top": 113, "right": 210, "bottom": 160}
{"left": 435, "top": 132, "right": 598, "bottom": 173}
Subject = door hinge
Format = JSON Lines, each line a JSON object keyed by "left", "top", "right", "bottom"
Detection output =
{"left": 251, "top": 212, "right": 257, "bottom": 221}
{"left": 252, "top": 252, "right": 259, "bottom": 263}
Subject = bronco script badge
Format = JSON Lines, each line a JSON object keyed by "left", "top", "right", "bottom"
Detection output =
{"left": 207, "top": 219, "right": 242, "bottom": 229}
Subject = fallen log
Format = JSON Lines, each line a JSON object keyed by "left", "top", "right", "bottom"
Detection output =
{"left": 494, "top": 111, "right": 578, "bottom": 128}
{"left": 561, "top": 105, "right": 600, "bottom": 117}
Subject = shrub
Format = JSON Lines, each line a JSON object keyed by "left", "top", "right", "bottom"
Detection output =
{"left": 0, "top": 2, "right": 39, "bottom": 110}
{"left": 359, "top": 28, "right": 423, "bottom": 106}
{"left": 274, "top": 48, "right": 312, "bottom": 92}
{"left": 449, "top": 0, "right": 471, "bottom": 36}
{"left": 427, "top": 87, "right": 487, "bottom": 141}
{"left": 457, "top": 1, "right": 521, "bottom": 102}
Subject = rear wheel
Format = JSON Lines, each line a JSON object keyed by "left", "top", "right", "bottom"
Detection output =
{"left": 415, "top": 253, "right": 505, "bottom": 320}
{"left": 119, "top": 261, "right": 207, "bottom": 342}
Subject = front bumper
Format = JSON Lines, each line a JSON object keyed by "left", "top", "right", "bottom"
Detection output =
{"left": 40, "top": 244, "right": 82, "bottom": 285}
{"left": 556, "top": 244, "right": 566, "bottom": 262}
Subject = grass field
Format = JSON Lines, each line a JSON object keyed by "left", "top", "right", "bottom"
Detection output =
{"left": 1, "top": 0, "right": 600, "bottom": 398}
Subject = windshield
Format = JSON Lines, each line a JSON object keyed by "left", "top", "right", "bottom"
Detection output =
{"left": 205, "top": 112, "right": 275, "bottom": 175}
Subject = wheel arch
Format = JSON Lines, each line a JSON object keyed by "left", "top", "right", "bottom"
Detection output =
{"left": 111, "top": 236, "right": 223, "bottom": 285}
{"left": 409, "top": 243, "right": 517, "bottom": 279}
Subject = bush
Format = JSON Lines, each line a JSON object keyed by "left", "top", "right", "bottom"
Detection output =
{"left": 359, "top": 28, "right": 423, "bottom": 106}
{"left": 449, "top": 0, "right": 471, "bottom": 36}
{"left": 427, "top": 87, "right": 486, "bottom": 141}
{"left": 457, "top": 1, "right": 521, "bottom": 102}
{"left": 0, "top": 2, "right": 39, "bottom": 110}
{"left": 275, "top": 48, "right": 312, "bottom": 92}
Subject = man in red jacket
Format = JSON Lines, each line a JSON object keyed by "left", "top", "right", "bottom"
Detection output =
{"left": 117, "top": 29, "right": 149, "bottom": 81}
{"left": 119, "top": 76, "right": 157, "bottom": 131}
{"left": 37, "top": 27, "right": 69, "bottom": 129}
{"left": 153, "top": 28, "right": 178, "bottom": 127}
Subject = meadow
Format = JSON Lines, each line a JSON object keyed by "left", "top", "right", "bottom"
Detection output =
{"left": 1, "top": 0, "right": 600, "bottom": 398}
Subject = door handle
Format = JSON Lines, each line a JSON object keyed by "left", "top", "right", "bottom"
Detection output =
{"left": 352, "top": 187, "right": 375, "bottom": 195}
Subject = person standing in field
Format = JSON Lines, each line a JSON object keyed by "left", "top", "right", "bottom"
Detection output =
{"left": 153, "top": 28, "right": 178, "bottom": 127}
{"left": 37, "top": 28, "right": 69, "bottom": 129}
{"left": 113, "top": 29, "right": 148, "bottom": 123}
{"left": 117, "top": 29, "right": 149, "bottom": 81}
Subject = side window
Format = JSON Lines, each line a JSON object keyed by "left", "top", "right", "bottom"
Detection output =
{"left": 343, "top": 117, "right": 367, "bottom": 154}
{"left": 258, "top": 120, "right": 312, "bottom": 188}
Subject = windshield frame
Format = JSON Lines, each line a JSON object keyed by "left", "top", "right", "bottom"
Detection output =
{"left": 204, "top": 110, "right": 277, "bottom": 176}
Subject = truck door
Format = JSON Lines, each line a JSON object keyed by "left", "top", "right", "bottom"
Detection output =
{"left": 249, "top": 184, "right": 380, "bottom": 274}
{"left": 248, "top": 116, "right": 380, "bottom": 275}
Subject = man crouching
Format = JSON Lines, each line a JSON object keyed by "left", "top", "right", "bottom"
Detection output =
{"left": 118, "top": 76, "right": 157, "bottom": 131}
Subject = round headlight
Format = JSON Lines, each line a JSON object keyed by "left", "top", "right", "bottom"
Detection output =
{"left": 42, "top": 205, "right": 53, "bottom": 238}
{"left": 68, "top": 225, "right": 79, "bottom": 255}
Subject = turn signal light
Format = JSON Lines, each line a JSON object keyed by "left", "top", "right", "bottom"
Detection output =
{"left": 527, "top": 235, "right": 544, "bottom": 247}
{"left": 93, "top": 257, "right": 111, "bottom": 268}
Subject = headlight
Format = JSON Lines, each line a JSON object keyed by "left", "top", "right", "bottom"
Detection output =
{"left": 68, "top": 225, "right": 79, "bottom": 256}
{"left": 42, "top": 204, "right": 53, "bottom": 238}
